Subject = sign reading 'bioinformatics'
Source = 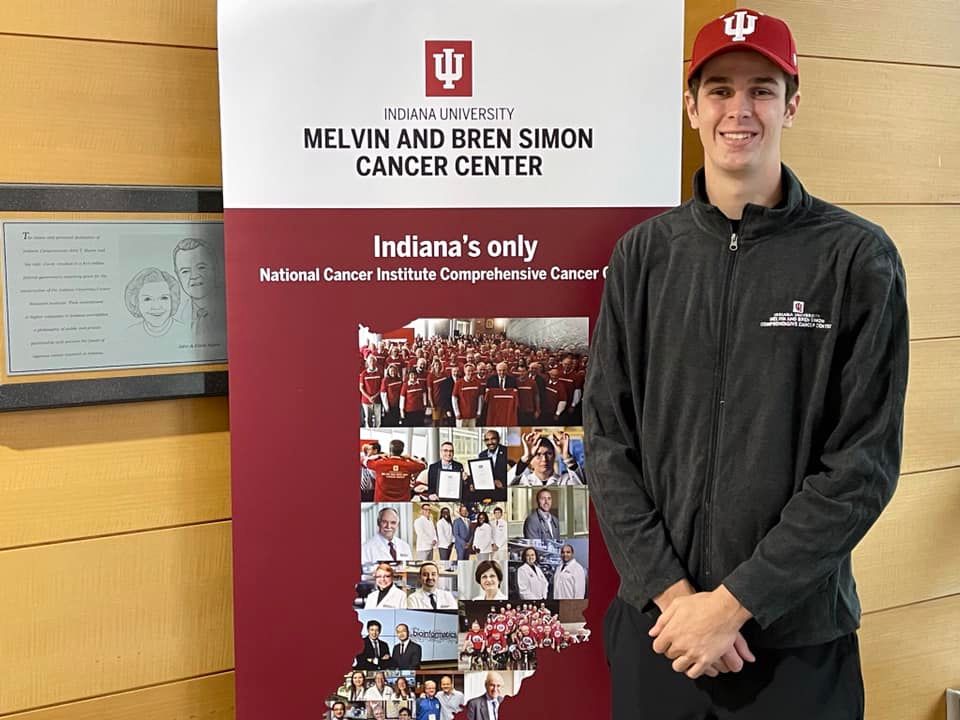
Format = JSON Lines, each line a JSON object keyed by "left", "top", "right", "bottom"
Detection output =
{"left": 218, "top": 2, "right": 681, "bottom": 718}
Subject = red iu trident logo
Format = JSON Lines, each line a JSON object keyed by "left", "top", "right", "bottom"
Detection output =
{"left": 425, "top": 40, "right": 472, "bottom": 97}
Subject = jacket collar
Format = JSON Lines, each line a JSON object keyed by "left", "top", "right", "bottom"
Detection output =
{"left": 690, "top": 164, "right": 809, "bottom": 241}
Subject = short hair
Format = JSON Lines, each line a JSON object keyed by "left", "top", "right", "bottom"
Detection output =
{"left": 419, "top": 561, "right": 439, "bottom": 576}
{"left": 172, "top": 236, "right": 213, "bottom": 268}
{"left": 374, "top": 562, "right": 394, "bottom": 578}
{"left": 332, "top": 701, "right": 346, "bottom": 711}
{"left": 398, "top": 709, "right": 412, "bottom": 718}
{"left": 493, "top": 506, "right": 503, "bottom": 515}
{"left": 366, "top": 619, "right": 381, "bottom": 631}
{"left": 376, "top": 507, "right": 400, "bottom": 524}
{"left": 395, "top": 623, "right": 409, "bottom": 634}
{"left": 484, "top": 430, "right": 500, "bottom": 442}
{"left": 687, "top": 68, "right": 799, "bottom": 107}
{"left": 475, "top": 559, "right": 503, "bottom": 584}
{"left": 440, "top": 441, "right": 455, "bottom": 450}
{"left": 389, "top": 439, "right": 405, "bottom": 455}
{"left": 536, "top": 488, "right": 553, "bottom": 502}
{"left": 124, "top": 267, "right": 181, "bottom": 318}
{"left": 485, "top": 671, "right": 505, "bottom": 685}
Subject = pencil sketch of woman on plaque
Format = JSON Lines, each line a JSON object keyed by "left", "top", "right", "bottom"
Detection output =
{"left": 123, "top": 267, "right": 189, "bottom": 343}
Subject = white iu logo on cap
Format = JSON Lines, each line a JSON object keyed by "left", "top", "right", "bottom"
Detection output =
{"left": 724, "top": 10, "right": 758, "bottom": 42}
{"left": 433, "top": 47, "right": 464, "bottom": 89}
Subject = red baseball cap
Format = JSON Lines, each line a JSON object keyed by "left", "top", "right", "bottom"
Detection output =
{"left": 688, "top": 8, "right": 798, "bottom": 82}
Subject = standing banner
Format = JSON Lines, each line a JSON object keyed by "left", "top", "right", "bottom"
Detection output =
{"left": 219, "top": 2, "right": 681, "bottom": 717}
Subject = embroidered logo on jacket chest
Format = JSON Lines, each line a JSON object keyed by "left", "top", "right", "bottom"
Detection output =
{"left": 760, "top": 300, "right": 833, "bottom": 330}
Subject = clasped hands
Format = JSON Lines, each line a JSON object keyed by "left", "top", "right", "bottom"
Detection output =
{"left": 649, "top": 579, "right": 755, "bottom": 679}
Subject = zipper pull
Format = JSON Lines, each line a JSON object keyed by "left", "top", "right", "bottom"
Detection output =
{"left": 729, "top": 233, "right": 739, "bottom": 251}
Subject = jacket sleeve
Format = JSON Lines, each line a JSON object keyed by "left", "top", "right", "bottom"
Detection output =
{"left": 723, "top": 247, "right": 909, "bottom": 628}
{"left": 583, "top": 235, "right": 689, "bottom": 611}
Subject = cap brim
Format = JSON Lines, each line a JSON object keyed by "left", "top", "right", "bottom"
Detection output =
{"left": 687, "top": 44, "right": 797, "bottom": 82}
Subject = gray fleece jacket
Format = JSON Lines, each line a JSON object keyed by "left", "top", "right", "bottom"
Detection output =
{"left": 584, "top": 165, "right": 909, "bottom": 648}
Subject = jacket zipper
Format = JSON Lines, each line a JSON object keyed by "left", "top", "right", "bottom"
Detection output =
{"left": 701, "top": 228, "right": 740, "bottom": 583}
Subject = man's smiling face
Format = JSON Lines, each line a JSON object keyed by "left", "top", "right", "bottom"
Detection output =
{"left": 685, "top": 51, "right": 798, "bottom": 180}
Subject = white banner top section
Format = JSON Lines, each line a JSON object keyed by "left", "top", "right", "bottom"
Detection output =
{"left": 218, "top": 0, "right": 682, "bottom": 209}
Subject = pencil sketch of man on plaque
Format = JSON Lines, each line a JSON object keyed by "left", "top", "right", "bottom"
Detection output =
{"left": 172, "top": 237, "right": 225, "bottom": 344}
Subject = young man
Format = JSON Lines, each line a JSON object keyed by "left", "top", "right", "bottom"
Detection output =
{"left": 584, "top": 9, "right": 908, "bottom": 719}
{"left": 353, "top": 619, "right": 391, "bottom": 670}
{"left": 452, "top": 503, "right": 473, "bottom": 561}
{"left": 551, "top": 543, "right": 586, "bottom": 600}
{"left": 421, "top": 441, "right": 464, "bottom": 501}
{"left": 364, "top": 439, "right": 426, "bottom": 503}
{"left": 413, "top": 503, "right": 438, "bottom": 560}
{"left": 522, "top": 488, "right": 560, "bottom": 541}
{"left": 407, "top": 561, "right": 458, "bottom": 610}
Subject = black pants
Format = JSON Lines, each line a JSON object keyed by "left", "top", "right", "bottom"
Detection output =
{"left": 605, "top": 596, "right": 864, "bottom": 720}
{"left": 402, "top": 410, "right": 425, "bottom": 427}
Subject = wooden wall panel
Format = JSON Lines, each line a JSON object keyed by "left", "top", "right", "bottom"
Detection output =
{"left": 0, "top": 35, "right": 221, "bottom": 186}
{"left": 680, "top": 91, "right": 700, "bottom": 203}
{"left": 861, "top": 594, "right": 960, "bottom": 720}
{"left": 0, "top": 1, "right": 217, "bottom": 48}
{"left": 0, "top": 434, "right": 230, "bottom": 550}
{"left": 745, "top": 0, "right": 960, "bottom": 68}
{"left": 845, "top": 206, "right": 960, "bottom": 341}
{"left": 684, "top": 0, "right": 730, "bottom": 59}
{"left": 902, "top": 338, "right": 960, "bottom": 475}
{"left": 0, "top": 398, "right": 229, "bottom": 549}
{"left": 782, "top": 59, "right": 959, "bottom": 204}
{"left": 0, "top": 522, "right": 234, "bottom": 715}
{"left": 854, "top": 467, "right": 960, "bottom": 613}
{"left": 5, "top": 673, "right": 235, "bottom": 720}
{"left": 0, "top": 396, "right": 227, "bottom": 450}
